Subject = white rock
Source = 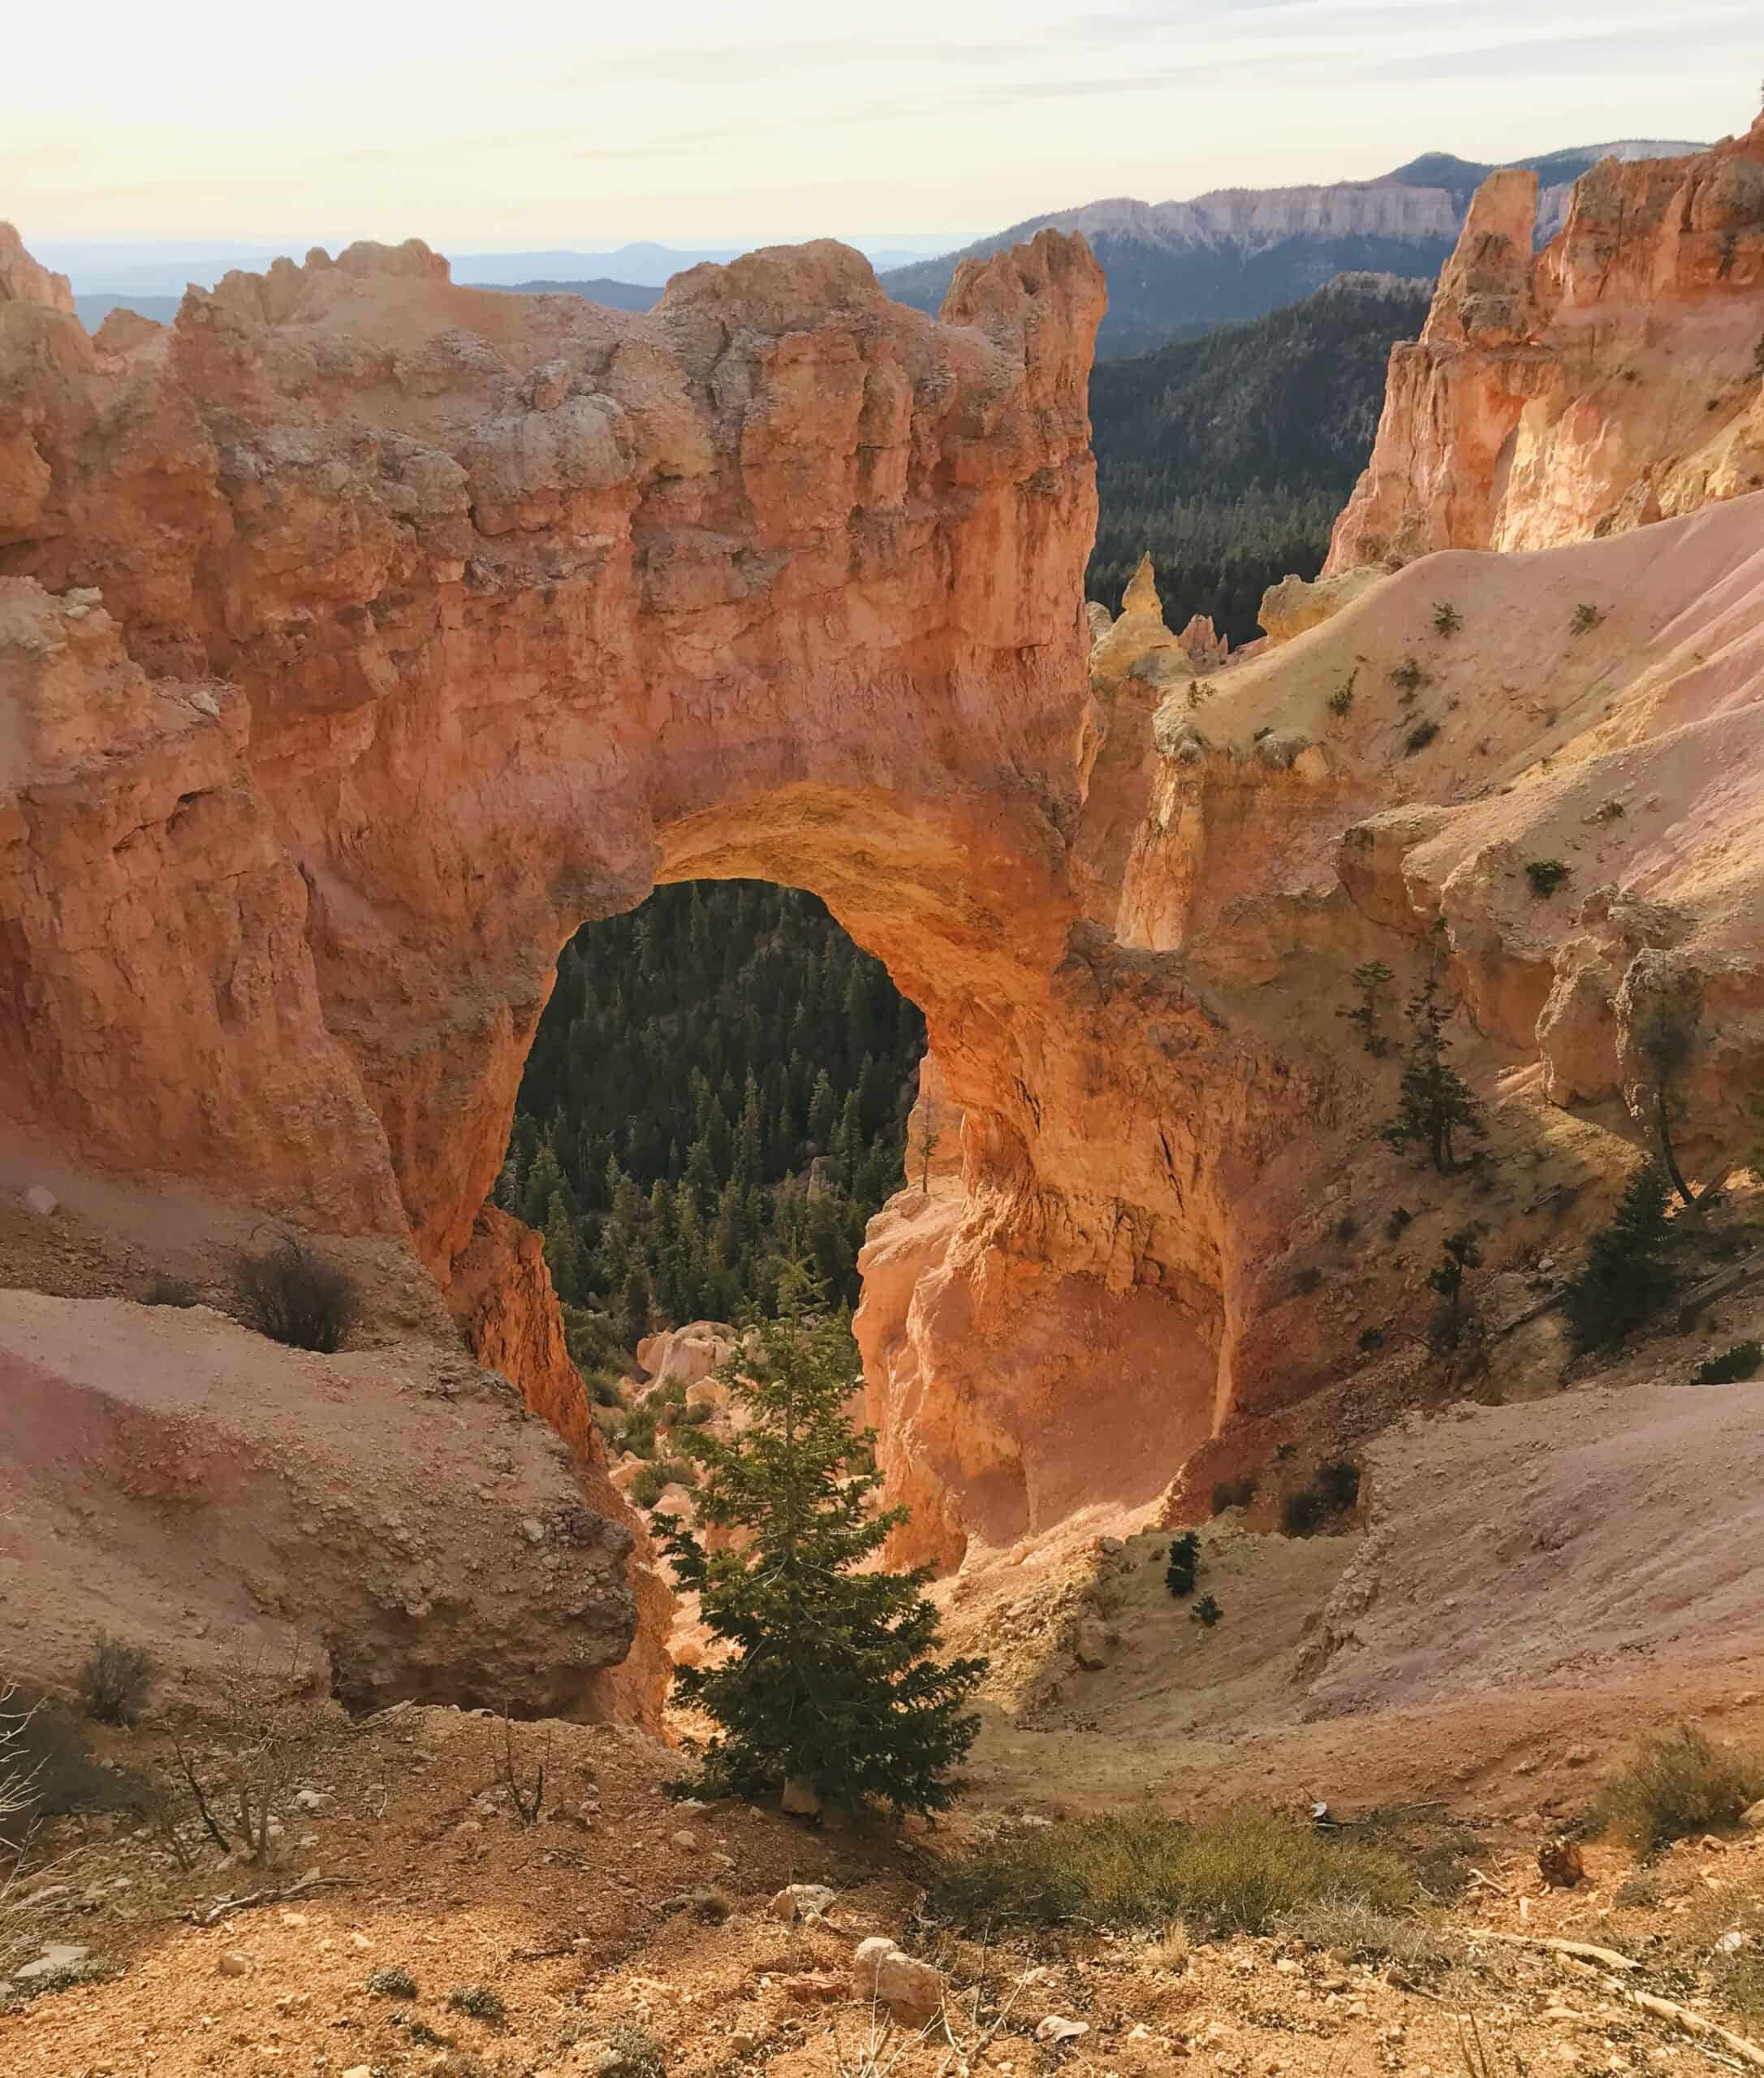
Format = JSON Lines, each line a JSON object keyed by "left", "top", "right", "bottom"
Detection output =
{"left": 770, "top": 1882, "right": 838, "bottom": 1923}
{"left": 1072, "top": 1615, "right": 1113, "bottom": 1670}
{"left": 1035, "top": 2015, "right": 1089, "bottom": 2044}
{"left": 293, "top": 1789, "right": 329, "bottom": 1813}
{"left": 19, "top": 1184, "right": 56, "bottom": 1218}
{"left": 216, "top": 1951, "right": 251, "bottom": 1977}
{"left": 520, "top": 1517, "right": 546, "bottom": 1545}
{"left": 17, "top": 1942, "right": 89, "bottom": 1981}
{"left": 852, "top": 1938, "right": 943, "bottom": 2024}
{"left": 1742, "top": 1797, "right": 1764, "bottom": 1832}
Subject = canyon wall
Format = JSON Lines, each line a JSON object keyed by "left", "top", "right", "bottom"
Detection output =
{"left": 1327, "top": 119, "right": 1764, "bottom": 571}
{"left": 5, "top": 120, "right": 1764, "bottom": 1669}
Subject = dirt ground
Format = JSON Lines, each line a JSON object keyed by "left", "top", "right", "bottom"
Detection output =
{"left": 7, "top": 1687, "right": 1764, "bottom": 2078}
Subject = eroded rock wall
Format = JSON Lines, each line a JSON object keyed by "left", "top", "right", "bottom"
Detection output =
{"left": 1328, "top": 122, "right": 1764, "bottom": 571}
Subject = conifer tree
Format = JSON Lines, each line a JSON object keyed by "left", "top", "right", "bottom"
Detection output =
{"left": 1382, "top": 972, "right": 1486, "bottom": 1172}
{"left": 1564, "top": 1162, "right": 1676, "bottom": 1348}
{"left": 656, "top": 1277, "right": 986, "bottom": 1820}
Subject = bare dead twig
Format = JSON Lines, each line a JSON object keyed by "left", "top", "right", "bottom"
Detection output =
{"left": 185, "top": 1875, "right": 352, "bottom": 1926}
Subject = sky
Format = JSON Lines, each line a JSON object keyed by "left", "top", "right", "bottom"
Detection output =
{"left": 7, "top": 0, "right": 1758, "bottom": 253}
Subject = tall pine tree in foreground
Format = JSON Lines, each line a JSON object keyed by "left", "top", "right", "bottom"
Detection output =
{"left": 654, "top": 1276, "right": 986, "bottom": 1821}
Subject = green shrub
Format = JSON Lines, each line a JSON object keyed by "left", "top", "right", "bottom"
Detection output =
{"left": 1404, "top": 718, "right": 1439, "bottom": 754}
{"left": 601, "top": 2024, "right": 668, "bottom": 2078}
{"left": 446, "top": 1984, "right": 506, "bottom": 2023}
{"left": 1598, "top": 1726, "right": 1764, "bottom": 1854}
{"left": 1571, "top": 603, "right": 1604, "bottom": 636}
{"left": 1210, "top": 1476, "right": 1257, "bottom": 1515}
{"left": 1432, "top": 603, "right": 1463, "bottom": 637}
{"left": 231, "top": 1234, "right": 359, "bottom": 1353}
{"left": 1391, "top": 657, "right": 1428, "bottom": 694}
{"left": 1281, "top": 1487, "right": 1326, "bottom": 1535}
{"left": 1165, "top": 1533, "right": 1199, "bottom": 1599}
{"left": 1691, "top": 1340, "right": 1762, "bottom": 1384}
{"left": 1191, "top": 1593, "right": 1223, "bottom": 1629}
{"left": 1357, "top": 1326, "right": 1387, "bottom": 1352}
{"left": 1316, "top": 1459, "right": 1361, "bottom": 1511}
{"left": 927, "top": 1803, "right": 1413, "bottom": 1934}
{"left": 1327, "top": 669, "right": 1358, "bottom": 718}
{"left": 368, "top": 1964, "right": 418, "bottom": 1999}
{"left": 1525, "top": 859, "right": 1571, "bottom": 897}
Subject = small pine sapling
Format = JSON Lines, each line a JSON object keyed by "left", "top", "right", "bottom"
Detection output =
{"left": 1432, "top": 602, "right": 1463, "bottom": 637}
{"left": 1191, "top": 1594, "right": 1223, "bottom": 1629}
{"left": 1425, "top": 1227, "right": 1483, "bottom": 1347}
{"left": 1337, "top": 959, "right": 1395, "bottom": 1057}
{"left": 1382, "top": 972, "right": 1486, "bottom": 1173}
{"left": 656, "top": 1270, "right": 986, "bottom": 1820}
{"left": 1165, "top": 1531, "right": 1200, "bottom": 1599}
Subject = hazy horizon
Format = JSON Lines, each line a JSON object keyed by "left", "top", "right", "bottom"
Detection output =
{"left": 8, "top": 0, "right": 1757, "bottom": 252}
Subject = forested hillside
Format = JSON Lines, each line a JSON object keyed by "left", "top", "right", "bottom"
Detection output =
{"left": 1085, "top": 272, "right": 1433, "bottom": 641}
{"left": 498, "top": 883, "right": 925, "bottom": 1357}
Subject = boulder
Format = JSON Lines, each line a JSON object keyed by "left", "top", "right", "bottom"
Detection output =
{"left": 852, "top": 1937, "right": 944, "bottom": 2025}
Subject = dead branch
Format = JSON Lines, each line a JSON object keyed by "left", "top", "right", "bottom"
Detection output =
{"left": 1467, "top": 1929, "right": 1638, "bottom": 1972}
{"left": 186, "top": 1875, "right": 351, "bottom": 1925}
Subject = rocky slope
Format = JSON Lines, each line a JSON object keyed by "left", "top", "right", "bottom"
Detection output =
{"left": 1328, "top": 118, "right": 1764, "bottom": 568}
{"left": 880, "top": 140, "right": 1704, "bottom": 356}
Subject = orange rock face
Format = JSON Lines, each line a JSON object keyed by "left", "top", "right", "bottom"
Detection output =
{"left": 1329, "top": 123, "right": 1764, "bottom": 570}
{"left": 5, "top": 177, "right": 1763, "bottom": 1640}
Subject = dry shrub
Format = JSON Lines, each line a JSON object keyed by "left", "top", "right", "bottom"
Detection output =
{"left": 1279, "top": 1895, "right": 1454, "bottom": 1978}
{"left": 231, "top": 1233, "right": 359, "bottom": 1353}
{"left": 927, "top": 1803, "right": 1414, "bottom": 1935}
{"left": 76, "top": 1633, "right": 157, "bottom": 1726}
{"left": 165, "top": 1645, "right": 326, "bottom": 1865}
{"left": 142, "top": 1274, "right": 200, "bottom": 1308}
{"left": 1598, "top": 1725, "right": 1764, "bottom": 1855}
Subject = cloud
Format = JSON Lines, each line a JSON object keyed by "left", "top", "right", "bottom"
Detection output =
{"left": 581, "top": 37, "right": 1015, "bottom": 86}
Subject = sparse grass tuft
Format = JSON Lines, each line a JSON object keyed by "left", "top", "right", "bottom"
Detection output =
{"left": 1391, "top": 657, "right": 1429, "bottom": 694}
{"left": 1279, "top": 1896, "right": 1454, "bottom": 1977}
{"left": 1571, "top": 602, "right": 1605, "bottom": 636}
{"left": 928, "top": 1803, "right": 1415, "bottom": 1936}
{"left": 1598, "top": 1725, "right": 1764, "bottom": 1855}
{"left": 1433, "top": 603, "right": 1463, "bottom": 637}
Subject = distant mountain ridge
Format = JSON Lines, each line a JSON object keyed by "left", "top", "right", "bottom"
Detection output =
{"left": 881, "top": 140, "right": 1706, "bottom": 356}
